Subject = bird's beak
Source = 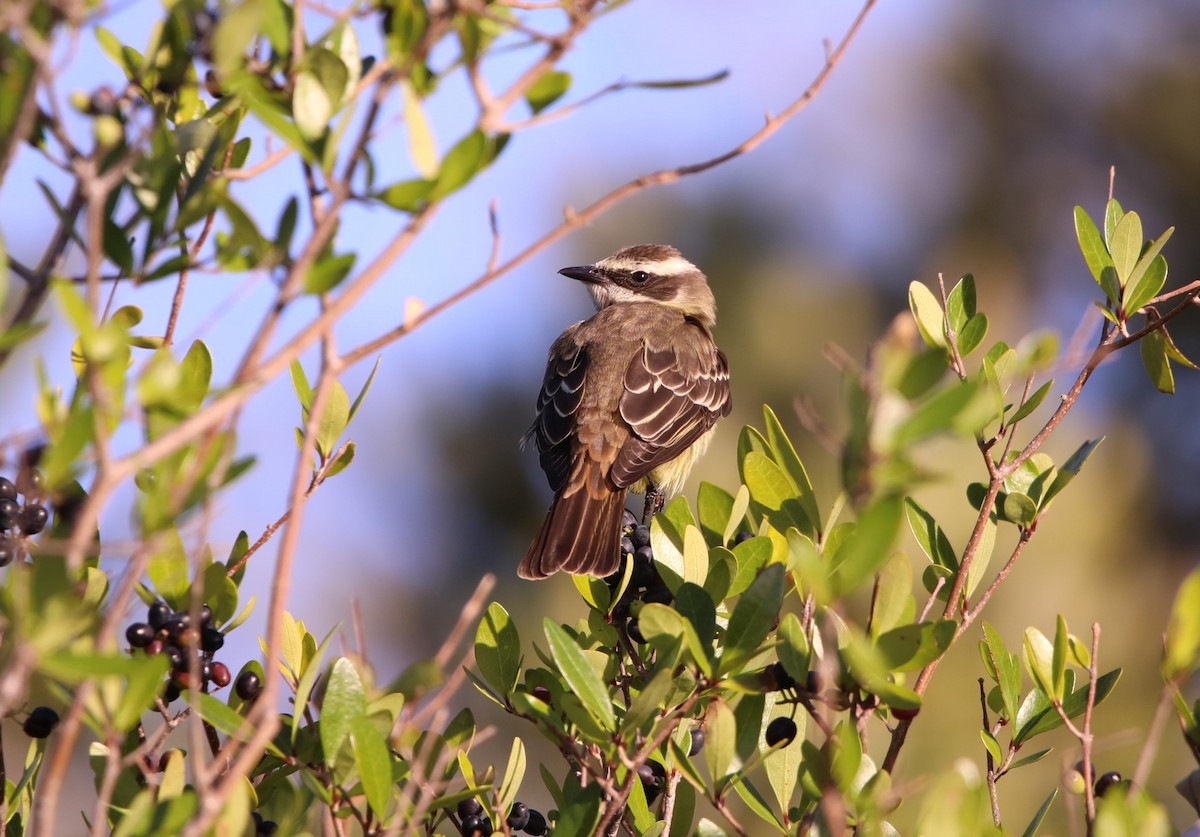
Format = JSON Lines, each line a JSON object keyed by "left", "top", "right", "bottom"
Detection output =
{"left": 558, "top": 265, "right": 603, "bottom": 284}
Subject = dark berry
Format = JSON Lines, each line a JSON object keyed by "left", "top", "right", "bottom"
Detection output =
{"left": 622, "top": 509, "right": 637, "bottom": 530}
{"left": 733, "top": 531, "right": 754, "bottom": 545}
{"left": 166, "top": 647, "right": 185, "bottom": 671}
{"left": 891, "top": 705, "right": 920, "bottom": 721}
{"left": 805, "top": 670, "right": 821, "bottom": 694}
{"left": 506, "top": 802, "right": 529, "bottom": 830}
{"left": 0, "top": 478, "right": 15, "bottom": 502}
{"left": 148, "top": 602, "right": 171, "bottom": 629}
{"left": 201, "top": 627, "right": 225, "bottom": 653}
{"left": 210, "top": 661, "right": 231, "bottom": 688}
{"left": 236, "top": 670, "right": 262, "bottom": 701}
{"left": 459, "top": 815, "right": 484, "bottom": 836}
{"left": 22, "top": 706, "right": 59, "bottom": 738}
{"left": 632, "top": 525, "right": 651, "bottom": 549}
{"left": 603, "top": 568, "right": 623, "bottom": 589}
{"left": 257, "top": 821, "right": 278, "bottom": 837}
{"left": 765, "top": 717, "right": 798, "bottom": 747}
{"left": 634, "top": 545, "right": 654, "bottom": 567}
{"left": 198, "top": 604, "right": 214, "bottom": 627}
{"left": 689, "top": 727, "right": 705, "bottom": 756}
{"left": 146, "top": 639, "right": 164, "bottom": 656}
{"left": 766, "top": 661, "right": 798, "bottom": 691}
{"left": 630, "top": 560, "right": 655, "bottom": 588}
{"left": 0, "top": 499, "right": 19, "bottom": 529}
{"left": 20, "top": 505, "right": 48, "bottom": 535}
{"left": 530, "top": 686, "right": 551, "bottom": 704}
{"left": 172, "top": 670, "right": 196, "bottom": 690}
{"left": 0, "top": 538, "right": 16, "bottom": 567}
{"left": 620, "top": 536, "right": 634, "bottom": 557}
{"left": 524, "top": 809, "right": 548, "bottom": 836}
{"left": 627, "top": 619, "right": 645, "bottom": 644}
{"left": 162, "top": 682, "right": 181, "bottom": 703}
{"left": 169, "top": 611, "right": 192, "bottom": 630}
{"left": 638, "top": 761, "right": 665, "bottom": 804}
{"left": 126, "top": 623, "right": 155, "bottom": 648}
{"left": 1094, "top": 770, "right": 1123, "bottom": 798}
{"left": 457, "top": 797, "right": 483, "bottom": 819}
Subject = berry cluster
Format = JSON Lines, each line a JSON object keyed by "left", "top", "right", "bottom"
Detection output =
{"left": 607, "top": 509, "right": 674, "bottom": 640}
{"left": 0, "top": 475, "right": 49, "bottom": 567}
{"left": 125, "top": 601, "right": 230, "bottom": 702}
{"left": 456, "top": 798, "right": 547, "bottom": 836}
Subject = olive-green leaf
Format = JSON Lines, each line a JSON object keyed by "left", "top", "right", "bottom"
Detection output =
{"left": 1141, "top": 330, "right": 1175, "bottom": 394}
{"left": 829, "top": 495, "right": 903, "bottom": 594}
{"left": 1002, "top": 492, "right": 1037, "bottom": 527}
{"left": 1124, "top": 226, "right": 1173, "bottom": 304}
{"left": 720, "top": 563, "right": 785, "bottom": 673}
{"left": 525, "top": 70, "right": 571, "bottom": 114}
{"left": 761, "top": 404, "right": 821, "bottom": 536}
{"left": 304, "top": 253, "right": 356, "bottom": 295}
{"left": 908, "top": 280, "right": 946, "bottom": 349}
{"left": 1163, "top": 566, "right": 1200, "bottom": 680}
{"left": 1074, "top": 206, "right": 1112, "bottom": 286}
{"left": 475, "top": 602, "right": 520, "bottom": 697}
{"left": 376, "top": 178, "right": 435, "bottom": 212}
{"left": 321, "top": 657, "right": 368, "bottom": 768}
{"left": 1008, "top": 379, "right": 1053, "bottom": 426}
{"left": 874, "top": 620, "right": 955, "bottom": 672}
{"left": 431, "top": 130, "right": 486, "bottom": 199}
{"left": 544, "top": 619, "right": 615, "bottom": 731}
{"left": 293, "top": 70, "right": 332, "bottom": 140}
{"left": 351, "top": 714, "right": 392, "bottom": 819}
{"left": 401, "top": 81, "right": 438, "bottom": 179}
{"left": 1109, "top": 211, "right": 1143, "bottom": 286}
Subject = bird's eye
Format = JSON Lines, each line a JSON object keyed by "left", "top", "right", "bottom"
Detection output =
{"left": 631, "top": 270, "right": 649, "bottom": 283}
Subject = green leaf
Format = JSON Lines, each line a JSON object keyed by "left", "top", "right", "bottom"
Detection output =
{"left": 982, "top": 622, "right": 1021, "bottom": 723}
{"left": 740, "top": 451, "right": 811, "bottom": 535}
{"left": 829, "top": 495, "right": 903, "bottom": 594}
{"left": 1124, "top": 226, "right": 1173, "bottom": 306}
{"left": 1010, "top": 748, "right": 1052, "bottom": 771}
{"left": 761, "top": 405, "right": 821, "bottom": 536}
{"left": 401, "top": 81, "right": 438, "bottom": 178}
{"left": 1023, "top": 627, "right": 1055, "bottom": 699}
{"left": 674, "top": 583, "right": 716, "bottom": 666}
{"left": 1020, "top": 789, "right": 1058, "bottom": 837}
{"left": 1008, "top": 379, "right": 1053, "bottom": 426}
{"left": 291, "top": 625, "right": 337, "bottom": 740}
{"left": 321, "top": 657, "right": 368, "bottom": 768}
{"left": 1074, "top": 206, "right": 1113, "bottom": 287}
{"left": 147, "top": 530, "right": 189, "bottom": 608}
{"left": 1124, "top": 254, "right": 1167, "bottom": 317}
{"left": 946, "top": 274, "right": 976, "bottom": 333}
{"left": 475, "top": 603, "right": 521, "bottom": 697}
{"left": 351, "top": 714, "right": 392, "bottom": 819}
{"left": 1041, "top": 438, "right": 1104, "bottom": 508}
{"left": 497, "top": 736, "right": 526, "bottom": 815}
{"left": 376, "top": 178, "right": 435, "bottom": 211}
{"left": 905, "top": 498, "right": 958, "bottom": 571}
{"left": 1052, "top": 615, "right": 1069, "bottom": 702}
{"left": 776, "top": 613, "right": 809, "bottom": 681}
{"left": 431, "top": 130, "right": 486, "bottom": 199}
{"left": 622, "top": 668, "right": 673, "bottom": 734}
{"left": 697, "top": 481, "right": 734, "bottom": 545}
{"left": 871, "top": 551, "right": 915, "bottom": 637}
{"left": 526, "top": 70, "right": 571, "bottom": 114}
{"left": 1163, "top": 566, "right": 1200, "bottom": 680}
{"left": 958, "top": 313, "right": 989, "bottom": 357}
{"left": 1002, "top": 493, "right": 1037, "bottom": 527}
{"left": 1109, "top": 211, "right": 1143, "bottom": 286}
{"left": 980, "top": 729, "right": 1002, "bottom": 764}
{"left": 348, "top": 356, "right": 381, "bottom": 424}
{"left": 1141, "top": 330, "right": 1175, "bottom": 394}
{"left": 874, "top": 620, "right": 956, "bottom": 672}
{"left": 293, "top": 70, "right": 333, "bottom": 140}
{"left": 704, "top": 699, "right": 737, "bottom": 787}
{"left": 1015, "top": 668, "right": 1121, "bottom": 743}
{"left": 544, "top": 619, "right": 615, "bottom": 731}
{"left": 720, "top": 563, "right": 785, "bottom": 673}
{"left": 304, "top": 253, "right": 356, "bottom": 295}
{"left": 187, "top": 691, "right": 284, "bottom": 758}
{"left": 1103, "top": 198, "right": 1124, "bottom": 245}
{"left": 908, "top": 281, "right": 946, "bottom": 349}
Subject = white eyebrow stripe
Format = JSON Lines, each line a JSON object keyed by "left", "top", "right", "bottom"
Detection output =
{"left": 598, "top": 255, "right": 698, "bottom": 275}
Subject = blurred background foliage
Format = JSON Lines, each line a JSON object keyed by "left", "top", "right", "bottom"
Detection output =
{"left": 3, "top": 0, "right": 1200, "bottom": 831}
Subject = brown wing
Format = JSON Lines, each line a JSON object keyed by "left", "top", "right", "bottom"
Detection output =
{"left": 525, "top": 341, "right": 588, "bottom": 493}
{"left": 610, "top": 330, "right": 731, "bottom": 488}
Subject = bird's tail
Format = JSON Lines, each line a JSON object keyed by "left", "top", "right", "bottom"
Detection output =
{"left": 519, "top": 488, "right": 624, "bottom": 580}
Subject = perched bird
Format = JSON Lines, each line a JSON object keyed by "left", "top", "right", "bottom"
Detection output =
{"left": 520, "top": 244, "right": 732, "bottom": 580}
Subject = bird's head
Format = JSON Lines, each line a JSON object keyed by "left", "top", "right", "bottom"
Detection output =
{"left": 558, "top": 244, "right": 717, "bottom": 327}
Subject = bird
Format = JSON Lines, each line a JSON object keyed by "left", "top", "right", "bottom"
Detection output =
{"left": 519, "top": 244, "right": 732, "bottom": 580}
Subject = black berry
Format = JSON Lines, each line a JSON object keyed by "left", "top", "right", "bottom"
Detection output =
{"left": 126, "top": 622, "right": 155, "bottom": 648}
{"left": 235, "top": 671, "right": 262, "bottom": 702}
{"left": 198, "top": 604, "right": 214, "bottom": 627}
{"left": 765, "top": 717, "right": 798, "bottom": 747}
{"left": 148, "top": 602, "right": 171, "bottom": 630}
{"left": 0, "top": 538, "right": 16, "bottom": 567}
{"left": 524, "top": 809, "right": 548, "bottom": 836}
{"left": 766, "top": 661, "right": 798, "bottom": 691}
{"left": 632, "top": 525, "right": 651, "bottom": 549}
{"left": 643, "top": 583, "right": 673, "bottom": 605}
{"left": 457, "top": 797, "right": 483, "bottom": 819}
{"left": 638, "top": 761, "right": 665, "bottom": 804}
{"left": 530, "top": 686, "right": 551, "bottom": 704}
{"left": 20, "top": 504, "right": 48, "bottom": 535}
{"left": 0, "top": 478, "right": 15, "bottom": 502}
{"left": 162, "top": 682, "right": 181, "bottom": 703}
{"left": 460, "top": 815, "right": 492, "bottom": 836}
{"left": 634, "top": 545, "right": 654, "bottom": 566}
{"left": 506, "top": 802, "right": 529, "bottom": 830}
{"left": 620, "top": 536, "right": 634, "bottom": 557}
{"left": 1094, "top": 770, "right": 1123, "bottom": 798}
{"left": 0, "top": 499, "right": 19, "bottom": 529}
{"left": 630, "top": 560, "right": 655, "bottom": 588}
{"left": 210, "top": 661, "right": 231, "bottom": 688}
{"left": 689, "top": 727, "right": 705, "bottom": 756}
{"left": 201, "top": 627, "right": 225, "bottom": 653}
{"left": 22, "top": 706, "right": 59, "bottom": 738}
{"left": 891, "top": 705, "right": 920, "bottom": 721}
{"left": 622, "top": 509, "right": 637, "bottom": 531}
{"left": 733, "top": 531, "right": 754, "bottom": 545}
